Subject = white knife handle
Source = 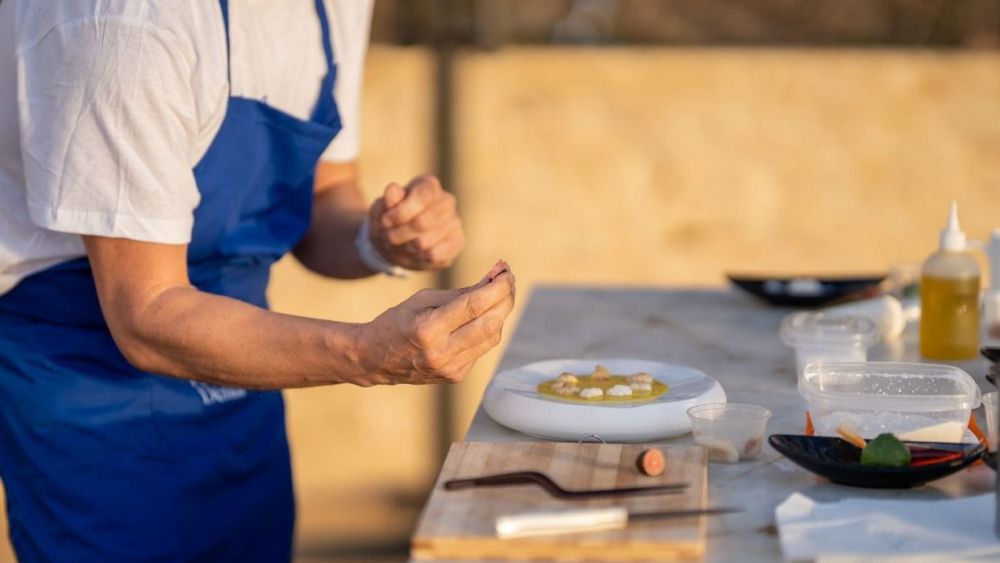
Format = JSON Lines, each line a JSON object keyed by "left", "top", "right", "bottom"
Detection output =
{"left": 495, "top": 507, "right": 628, "bottom": 539}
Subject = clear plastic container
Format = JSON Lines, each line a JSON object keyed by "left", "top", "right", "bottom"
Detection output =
{"left": 780, "top": 312, "right": 879, "bottom": 375}
{"left": 983, "top": 391, "right": 998, "bottom": 453}
{"left": 799, "top": 362, "right": 982, "bottom": 443}
{"left": 687, "top": 403, "right": 772, "bottom": 463}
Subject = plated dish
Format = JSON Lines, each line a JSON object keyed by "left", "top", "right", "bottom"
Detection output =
{"left": 769, "top": 434, "right": 986, "bottom": 489}
{"left": 483, "top": 358, "right": 726, "bottom": 442}
{"left": 727, "top": 273, "right": 885, "bottom": 308}
{"left": 537, "top": 364, "right": 669, "bottom": 403}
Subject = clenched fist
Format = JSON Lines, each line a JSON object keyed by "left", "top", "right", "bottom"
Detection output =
{"left": 357, "top": 261, "right": 515, "bottom": 385}
{"left": 368, "top": 174, "right": 464, "bottom": 270}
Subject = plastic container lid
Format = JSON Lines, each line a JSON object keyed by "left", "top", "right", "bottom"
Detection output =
{"left": 780, "top": 312, "right": 879, "bottom": 348}
{"left": 799, "top": 361, "right": 982, "bottom": 413}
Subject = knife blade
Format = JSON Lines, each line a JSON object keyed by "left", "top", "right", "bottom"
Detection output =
{"left": 495, "top": 506, "right": 740, "bottom": 539}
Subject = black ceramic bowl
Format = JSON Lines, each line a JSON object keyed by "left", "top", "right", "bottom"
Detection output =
{"left": 980, "top": 347, "right": 1000, "bottom": 363}
{"left": 769, "top": 434, "right": 986, "bottom": 489}
{"left": 726, "top": 274, "right": 885, "bottom": 308}
{"left": 980, "top": 348, "right": 1000, "bottom": 386}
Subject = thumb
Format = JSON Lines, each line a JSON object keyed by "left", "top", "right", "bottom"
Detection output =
{"left": 383, "top": 182, "right": 405, "bottom": 209}
{"left": 476, "top": 260, "right": 511, "bottom": 287}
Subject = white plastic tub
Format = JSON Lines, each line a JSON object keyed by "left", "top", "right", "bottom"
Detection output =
{"left": 781, "top": 312, "right": 879, "bottom": 375}
{"left": 799, "top": 362, "right": 982, "bottom": 443}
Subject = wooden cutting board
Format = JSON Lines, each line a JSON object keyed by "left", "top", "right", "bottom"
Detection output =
{"left": 411, "top": 442, "right": 708, "bottom": 561}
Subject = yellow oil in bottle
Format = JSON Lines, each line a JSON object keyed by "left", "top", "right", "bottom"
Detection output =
{"left": 920, "top": 275, "right": 980, "bottom": 360}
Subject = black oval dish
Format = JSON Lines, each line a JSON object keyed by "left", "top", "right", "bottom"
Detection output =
{"left": 769, "top": 434, "right": 986, "bottom": 489}
{"left": 726, "top": 274, "right": 885, "bottom": 308}
{"left": 980, "top": 348, "right": 1000, "bottom": 387}
{"left": 980, "top": 347, "right": 1000, "bottom": 363}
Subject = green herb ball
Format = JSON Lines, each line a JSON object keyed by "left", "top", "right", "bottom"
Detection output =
{"left": 860, "top": 433, "right": 911, "bottom": 468}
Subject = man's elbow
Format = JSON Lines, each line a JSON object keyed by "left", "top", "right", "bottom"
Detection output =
{"left": 100, "top": 291, "right": 182, "bottom": 375}
{"left": 106, "top": 322, "right": 168, "bottom": 374}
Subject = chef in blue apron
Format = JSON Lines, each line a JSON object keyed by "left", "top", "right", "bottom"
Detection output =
{"left": 0, "top": 1, "right": 515, "bottom": 561}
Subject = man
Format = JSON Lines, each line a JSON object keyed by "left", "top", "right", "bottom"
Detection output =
{"left": 0, "top": 1, "right": 515, "bottom": 561}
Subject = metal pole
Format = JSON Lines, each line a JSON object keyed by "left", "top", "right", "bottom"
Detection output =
{"left": 432, "top": 0, "right": 462, "bottom": 465}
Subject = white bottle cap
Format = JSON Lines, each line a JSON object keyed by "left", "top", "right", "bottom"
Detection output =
{"left": 939, "top": 200, "right": 967, "bottom": 252}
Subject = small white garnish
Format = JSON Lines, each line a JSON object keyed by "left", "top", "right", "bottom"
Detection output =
{"left": 627, "top": 372, "right": 653, "bottom": 384}
{"left": 607, "top": 384, "right": 633, "bottom": 397}
{"left": 552, "top": 382, "right": 580, "bottom": 396}
{"left": 629, "top": 382, "right": 652, "bottom": 393}
{"left": 556, "top": 373, "right": 579, "bottom": 385}
{"left": 694, "top": 436, "right": 740, "bottom": 463}
{"left": 579, "top": 387, "right": 604, "bottom": 399}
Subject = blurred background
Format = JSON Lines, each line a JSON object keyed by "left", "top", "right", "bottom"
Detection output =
{"left": 2, "top": 1, "right": 999, "bottom": 561}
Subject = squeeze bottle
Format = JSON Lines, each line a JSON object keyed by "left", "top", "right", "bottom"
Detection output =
{"left": 919, "top": 201, "right": 980, "bottom": 360}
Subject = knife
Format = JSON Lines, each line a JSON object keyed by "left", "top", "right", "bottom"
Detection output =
{"left": 495, "top": 506, "right": 740, "bottom": 539}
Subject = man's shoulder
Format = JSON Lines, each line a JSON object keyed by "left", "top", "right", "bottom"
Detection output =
{"left": 15, "top": 1, "right": 222, "bottom": 53}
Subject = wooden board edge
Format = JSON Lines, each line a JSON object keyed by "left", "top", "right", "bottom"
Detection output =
{"left": 411, "top": 441, "right": 466, "bottom": 540}
{"left": 411, "top": 536, "right": 705, "bottom": 562}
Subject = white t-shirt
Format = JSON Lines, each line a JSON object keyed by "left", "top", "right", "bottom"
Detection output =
{"left": 0, "top": 0, "right": 373, "bottom": 296}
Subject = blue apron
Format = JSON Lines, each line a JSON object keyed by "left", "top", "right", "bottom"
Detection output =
{"left": 0, "top": 1, "right": 341, "bottom": 560}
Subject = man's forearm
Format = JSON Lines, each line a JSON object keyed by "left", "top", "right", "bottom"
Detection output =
{"left": 294, "top": 188, "right": 375, "bottom": 278}
{"left": 84, "top": 234, "right": 516, "bottom": 392}
{"left": 294, "top": 160, "right": 377, "bottom": 279}
{"left": 113, "top": 284, "right": 371, "bottom": 389}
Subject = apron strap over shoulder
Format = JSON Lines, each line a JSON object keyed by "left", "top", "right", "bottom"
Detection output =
{"left": 314, "top": 0, "right": 336, "bottom": 76}
{"left": 219, "top": 0, "right": 233, "bottom": 91}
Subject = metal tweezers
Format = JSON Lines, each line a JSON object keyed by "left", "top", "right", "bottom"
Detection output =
{"left": 443, "top": 471, "right": 688, "bottom": 499}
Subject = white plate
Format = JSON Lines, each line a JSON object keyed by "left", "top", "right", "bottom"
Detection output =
{"left": 483, "top": 358, "right": 727, "bottom": 442}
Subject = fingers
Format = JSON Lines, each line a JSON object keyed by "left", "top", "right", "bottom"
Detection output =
{"left": 429, "top": 269, "right": 515, "bottom": 332}
{"left": 381, "top": 175, "right": 447, "bottom": 228}
{"left": 383, "top": 182, "right": 405, "bottom": 209}
{"left": 368, "top": 197, "right": 385, "bottom": 225}
{"left": 383, "top": 195, "right": 457, "bottom": 246}
{"left": 447, "top": 291, "right": 514, "bottom": 352}
{"left": 367, "top": 175, "right": 465, "bottom": 271}
{"left": 393, "top": 261, "right": 515, "bottom": 384}
{"left": 434, "top": 287, "right": 516, "bottom": 382}
{"left": 368, "top": 183, "right": 404, "bottom": 225}
{"left": 406, "top": 216, "right": 461, "bottom": 259}
{"left": 415, "top": 291, "right": 514, "bottom": 384}
{"left": 422, "top": 225, "right": 464, "bottom": 268}
{"left": 407, "top": 287, "right": 461, "bottom": 309}
{"left": 381, "top": 216, "right": 462, "bottom": 270}
{"left": 482, "top": 260, "right": 511, "bottom": 285}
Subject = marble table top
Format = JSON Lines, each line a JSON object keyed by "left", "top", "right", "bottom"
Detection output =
{"left": 442, "top": 285, "right": 998, "bottom": 562}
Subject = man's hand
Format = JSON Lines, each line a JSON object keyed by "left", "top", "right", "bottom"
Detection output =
{"left": 357, "top": 261, "right": 514, "bottom": 385}
{"left": 368, "top": 174, "right": 464, "bottom": 271}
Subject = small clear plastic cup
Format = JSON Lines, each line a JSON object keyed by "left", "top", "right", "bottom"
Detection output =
{"left": 984, "top": 391, "right": 998, "bottom": 453}
{"left": 780, "top": 312, "right": 879, "bottom": 375}
{"left": 687, "top": 403, "right": 772, "bottom": 463}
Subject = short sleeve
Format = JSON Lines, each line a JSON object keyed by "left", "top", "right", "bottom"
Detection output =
{"left": 18, "top": 16, "right": 204, "bottom": 244}
{"left": 320, "top": 1, "right": 373, "bottom": 163}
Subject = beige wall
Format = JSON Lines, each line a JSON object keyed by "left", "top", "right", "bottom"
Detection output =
{"left": 2, "top": 47, "right": 999, "bottom": 562}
